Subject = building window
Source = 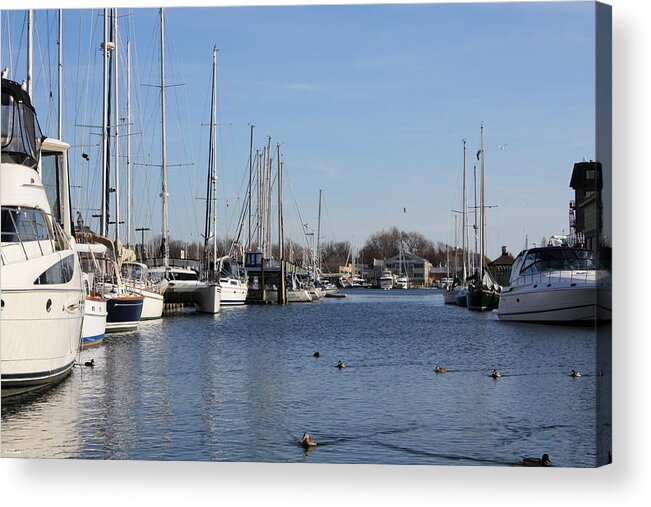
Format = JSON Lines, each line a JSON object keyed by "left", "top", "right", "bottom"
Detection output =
{"left": 586, "top": 169, "right": 595, "bottom": 179}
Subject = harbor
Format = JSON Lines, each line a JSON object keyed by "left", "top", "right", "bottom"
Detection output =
{"left": 1, "top": 289, "right": 610, "bottom": 466}
{"left": 0, "top": 3, "right": 611, "bottom": 470}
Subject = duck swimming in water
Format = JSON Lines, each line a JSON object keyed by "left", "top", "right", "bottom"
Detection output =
{"left": 313, "top": 351, "right": 320, "bottom": 357}
{"left": 490, "top": 369, "right": 501, "bottom": 379}
{"left": 337, "top": 360, "right": 346, "bottom": 369}
{"left": 84, "top": 359, "right": 95, "bottom": 368}
{"left": 435, "top": 366, "right": 446, "bottom": 374}
{"left": 522, "top": 453, "right": 552, "bottom": 467}
{"left": 301, "top": 432, "right": 317, "bottom": 448}
{"left": 570, "top": 370, "right": 582, "bottom": 378}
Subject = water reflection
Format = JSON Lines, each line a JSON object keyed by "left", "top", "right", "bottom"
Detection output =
{"left": 2, "top": 290, "right": 604, "bottom": 466}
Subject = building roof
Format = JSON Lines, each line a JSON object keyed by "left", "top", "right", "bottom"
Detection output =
{"left": 489, "top": 246, "right": 515, "bottom": 266}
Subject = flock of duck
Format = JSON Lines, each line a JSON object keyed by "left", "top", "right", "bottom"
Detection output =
{"left": 300, "top": 353, "right": 579, "bottom": 466}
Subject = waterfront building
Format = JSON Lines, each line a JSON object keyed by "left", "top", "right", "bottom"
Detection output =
{"left": 384, "top": 252, "right": 432, "bottom": 288}
{"left": 569, "top": 161, "right": 603, "bottom": 250}
{"left": 488, "top": 246, "right": 515, "bottom": 287}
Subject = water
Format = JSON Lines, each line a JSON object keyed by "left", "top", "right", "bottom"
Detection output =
{"left": 1, "top": 289, "right": 609, "bottom": 466}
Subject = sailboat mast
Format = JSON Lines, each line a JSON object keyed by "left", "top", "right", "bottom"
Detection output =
{"left": 473, "top": 164, "right": 478, "bottom": 273}
{"left": 101, "top": 8, "right": 109, "bottom": 237}
{"left": 212, "top": 46, "right": 218, "bottom": 274}
{"left": 480, "top": 121, "right": 485, "bottom": 276}
{"left": 26, "top": 10, "right": 33, "bottom": 99}
{"left": 461, "top": 138, "right": 467, "bottom": 282}
{"left": 316, "top": 189, "right": 322, "bottom": 274}
{"left": 57, "top": 10, "right": 62, "bottom": 140}
{"left": 126, "top": 40, "right": 132, "bottom": 248}
{"left": 247, "top": 124, "right": 254, "bottom": 250}
{"left": 160, "top": 8, "right": 169, "bottom": 267}
{"left": 113, "top": 8, "right": 120, "bottom": 244}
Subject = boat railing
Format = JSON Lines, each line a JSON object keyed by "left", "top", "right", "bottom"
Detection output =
{"left": 0, "top": 208, "right": 70, "bottom": 266}
{"left": 517, "top": 269, "right": 595, "bottom": 288}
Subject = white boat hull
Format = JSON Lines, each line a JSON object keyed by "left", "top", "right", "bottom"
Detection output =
{"left": 81, "top": 297, "right": 107, "bottom": 348}
{"left": 1, "top": 280, "right": 83, "bottom": 392}
{"left": 196, "top": 283, "right": 221, "bottom": 314}
{"left": 130, "top": 286, "right": 164, "bottom": 319}
{"left": 219, "top": 279, "right": 248, "bottom": 306}
{"left": 498, "top": 284, "right": 610, "bottom": 322}
{"left": 287, "top": 289, "right": 312, "bottom": 303}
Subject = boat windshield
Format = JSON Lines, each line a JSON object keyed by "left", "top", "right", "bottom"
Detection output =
{"left": 1, "top": 80, "right": 43, "bottom": 169}
{"left": 518, "top": 248, "right": 595, "bottom": 277}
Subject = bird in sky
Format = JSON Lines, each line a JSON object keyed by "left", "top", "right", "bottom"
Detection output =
{"left": 496, "top": 144, "right": 509, "bottom": 150}
{"left": 403, "top": 207, "right": 406, "bottom": 213}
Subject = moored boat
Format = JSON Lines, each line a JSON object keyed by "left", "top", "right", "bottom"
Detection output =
{"left": 497, "top": 244, "right": 611, "bottom": 322}
{"left": 1, "top": 79, "right": 84, "bottom": 395}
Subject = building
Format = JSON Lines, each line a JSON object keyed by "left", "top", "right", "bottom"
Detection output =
{"left": 569, "top": 161, "right": 603, "bottom": 251}
{"left": 488, "top": 246, "right": 515, "bottom": 287}
{"left": 384, "top": 252, "right": 433, "bottom": 288}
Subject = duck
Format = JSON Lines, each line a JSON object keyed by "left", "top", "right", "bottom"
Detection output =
{"left": 84, "top": 359, "right": 95, "bottom": 368}
{"left": 490, "top": 369, "right": 501, "bottom": 379}
{"left": 570, "top": 370, "right": 582, "bottom": 378}
{"left": 313, "top": 351, "right": 320, "bottom": 358}
{"left": 337, "top": 360, "right": 346, "bottom": 369}
{"left": 434, "top": 366, "right": 446, "bottom": 374}
{"left": 522, "top": 453, "right": 552, "bottom": 467}
{"left": 301, "top": 432, "right": 317, "bottom": 448}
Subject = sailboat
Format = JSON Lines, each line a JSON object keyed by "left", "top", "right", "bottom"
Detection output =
{"left": 148, "top": 9, "right": 220, "bottom": 313}
{"left": 466, "top": 123, "right": 501, "bottom": 311}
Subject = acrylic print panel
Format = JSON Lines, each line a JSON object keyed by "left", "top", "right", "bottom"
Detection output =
{"left": 0, "top": 1, "right": 611, "bottom": 468}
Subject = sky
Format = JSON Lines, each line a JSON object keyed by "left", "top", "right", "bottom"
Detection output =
{"left": 1, "top": 1, "right": 601, "bottom": 260}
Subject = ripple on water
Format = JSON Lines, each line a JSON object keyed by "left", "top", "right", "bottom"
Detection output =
{"left": 1, "top": 290, "right": 604, "bottom": 466}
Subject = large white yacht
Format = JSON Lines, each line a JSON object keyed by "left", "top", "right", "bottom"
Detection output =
{"left": 497, "top": 242, "right": 611, "bottom": 323}
{"left": 1, "top": 79, "right": 84, "bottom": 395}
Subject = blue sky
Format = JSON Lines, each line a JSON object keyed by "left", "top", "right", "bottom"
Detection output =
{"left": 2, "top": 1, "right": 599, "bottom": 260}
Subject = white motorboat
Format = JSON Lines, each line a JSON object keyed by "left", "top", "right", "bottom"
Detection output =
{"left": 497, "top": 244, "right": 611, "bottom": 322}
{"left": 395, "top": 274, "right": 409, "bottom": 289}
{"left": 1, "top": 79, "right": 84, "bottom": 395}
{"left": 379, "top": 270, "right": 394, "bottom": 290}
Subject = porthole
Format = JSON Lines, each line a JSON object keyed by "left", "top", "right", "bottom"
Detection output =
{"left": 1, "top": 299, "right": 4, "bottom": 311}
{"left": 46, "top": 299, "right": 52, "bottom": 312}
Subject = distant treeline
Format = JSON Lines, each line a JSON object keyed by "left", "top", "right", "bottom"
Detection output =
{"left": 135, "top": 226, "right": 472, "bottom": 270}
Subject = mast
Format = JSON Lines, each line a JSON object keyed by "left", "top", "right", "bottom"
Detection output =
{"left": 479, "top": 121, "right": 485, "bottom": 278}
{"left": 461, "top": 138, "right": 467, "bottom": 283}
{"left": 57, "top": 10, "right": 62, "bottom": 140}
{"left": 316, "top": 188, "right": 322, "bottom": 275}
{"left": 101, "top": 8, "right": 109, "bottom": 237}
{"left": 277, "top": 146, "right": 285, "bottom": 304}
{"left": 113, "top": 8, "right": 120, "bottom": 244}
{"left": 247, "top": 124, "right": 254, "bottom": 250}
{"left": 126, "top": 40, "right": 132, "bottom": 247}
{"left": 160, "top": 8, "right": 169, "bottom": 267}
{"left": 212, "top": 47, "right": 218, "bottom": 274}
{"left": 203, "top": 45, "right": 218, "bottom": 278}
{"left": 26, "top": 10, "right": 33, "bottom": 99}
{"left": 473, "top": 164, "right": 478, "bottom": 273}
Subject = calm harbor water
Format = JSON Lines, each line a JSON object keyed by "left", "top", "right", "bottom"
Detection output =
{"left": 1, "top": 289, "right": 609, "bottom": 466}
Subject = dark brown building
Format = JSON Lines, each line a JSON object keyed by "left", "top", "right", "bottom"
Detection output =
{"left": 488, "top": 246, "right": 515, "bottom": 287}
{"left": 569, "top": 161, "right": 603, "bottom": 251}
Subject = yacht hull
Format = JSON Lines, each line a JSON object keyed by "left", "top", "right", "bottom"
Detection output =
{"left": 219, "top": 279, "right": 248, "bottom": 306}
{"left": 1, "top": 286, "right": 83, "bottom": 394}
{"left": 497, "top": 285, "right": 608, "bottom": 322}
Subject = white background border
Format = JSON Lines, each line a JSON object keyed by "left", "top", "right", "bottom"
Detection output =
{"left": 2, "top": 0, "right": 648, "bottom": 504}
